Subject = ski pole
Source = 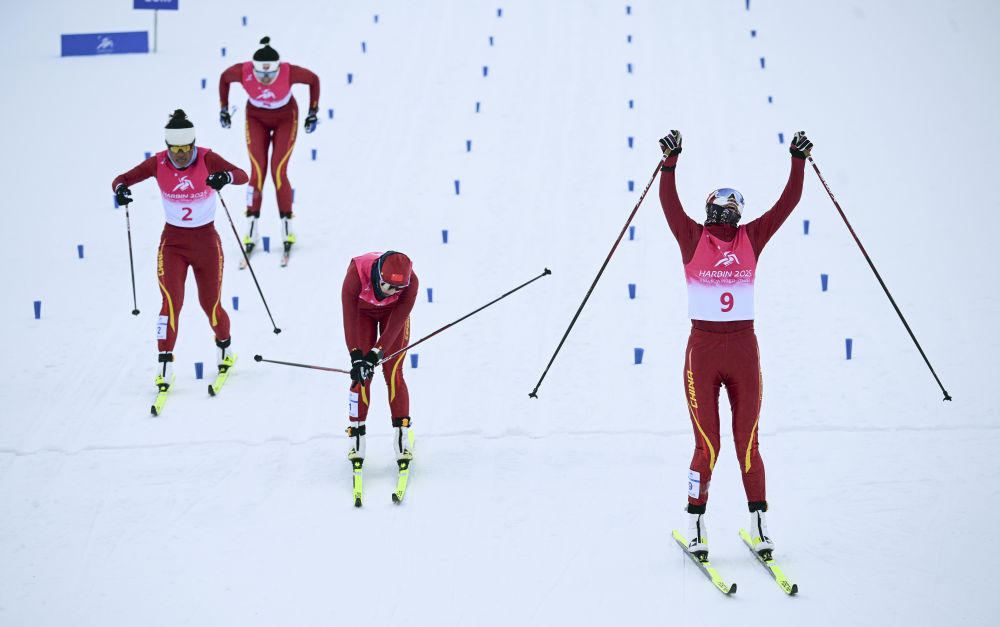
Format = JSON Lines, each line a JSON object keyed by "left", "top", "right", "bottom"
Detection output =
{"left": 216, "top": 191, "right": 282, "bottom": 334}
{"left": 378, "top": 268, "right": 552, "bottom": 364}
{"left": 124, "top": 203, "right": 140, "bottom": 315}
{"left": 529, "top": 158, "right": 663, "bottom": 398}
{"left": 253, "top": 354, "right": 351, "bottom": 374}
{"left": 809, "top": 155, "right": 951, "bottom": 401}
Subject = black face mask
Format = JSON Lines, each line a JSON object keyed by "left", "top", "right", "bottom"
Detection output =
{"left": 705, "top": 205, "right": 741, "bottom": 226}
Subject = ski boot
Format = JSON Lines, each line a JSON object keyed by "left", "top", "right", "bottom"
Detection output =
{"left": 686, "top": 503, "right": 709, "bottom": 560}
{"left": 155, "top": 351, "right": 175, "bottom": 391}
{"left": 216, "top": 337, "right": 235, "bottom": 374}
{"left": 749, "top": 502, "right": 775, "bottom": 557}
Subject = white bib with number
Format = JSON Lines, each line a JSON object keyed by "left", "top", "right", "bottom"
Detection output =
{"left": 684, "top": 227, "right": 757, "bottom": 321}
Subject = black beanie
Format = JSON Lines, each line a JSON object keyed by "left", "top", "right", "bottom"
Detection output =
{"left": 164, "top": 109, "right": 195, "bottom": 145}
{"left": 253, "top": 36, "right": 280, "bottom": 62}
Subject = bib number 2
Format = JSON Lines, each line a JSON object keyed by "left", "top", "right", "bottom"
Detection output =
{"left": 182, "top": 207, "right": 193, "bottom": 221}
{"left": 720, "top": 292, "right": 734, "bottom": 312}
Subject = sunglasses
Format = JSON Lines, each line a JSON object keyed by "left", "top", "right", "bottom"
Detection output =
{"left": 380, "top": 282, "right": 406, "bottom": 292}
{"left": 167, "top": 143, "right": 194, "bottom": 154}
{"left": 254, "top": 69, "right": 279, "bottom": 80}
{"left": 706, "top": 188, "right": 744, "bottom": 209}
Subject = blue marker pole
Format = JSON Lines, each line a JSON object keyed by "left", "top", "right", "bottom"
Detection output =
{"left": 803, "top": 219, "right": 810, "bottom": 234}
{"left": 410, "top": 354, "right": 419, "bottom": 368}
{"left": 77, "top": 244, "right": 84, "bottom": 259}
{"left": 442, "top": 229, "right": 448, "bottom": 243}
{"left": 454, "top": 180, "right": 461, "bottom": 195}
{"left": 821, "top": 274, "right": 829, "bottom": 291}
{"left": 33, "top": 300, "right": 41, "bottom": 319}
{"left": 232, "top": 296, "right": 239, "bottom": 310}
{"left": 195, "top": 362, "right": 204, "bottom": 379}
{"left": 845, "top": 338, "right": 853, "bottom": 360}
{"left": 262, "top": 236, "right": 270, "bottom": 253}
{"left": 427, "top": 288, "right": 433, "bottom": 303}
{"left": 628, "top": 283, "right": 636, "bottom": 299}
{"left": 634, "top": 347, "right": 644, "bottom": 364}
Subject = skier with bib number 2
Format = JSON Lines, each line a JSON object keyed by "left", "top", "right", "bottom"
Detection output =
{"left": 657, "top": 129, "right": 812, "bottom": 559}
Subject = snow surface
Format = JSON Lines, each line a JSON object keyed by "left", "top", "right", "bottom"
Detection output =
{"left": 2, "top": 1, "right": 999, "bottom": 625}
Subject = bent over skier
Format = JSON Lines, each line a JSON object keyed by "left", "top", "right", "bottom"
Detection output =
{"left": 341, "top": 251, "right": 419, "bottom": 465}
{"left": 658, "top": 129, "right": 812, "bottom": 558}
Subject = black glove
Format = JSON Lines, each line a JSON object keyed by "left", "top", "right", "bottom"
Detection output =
{"left": 304, "top": 107, "right": 318, "bottom": 134}
{"left": 220, "top": 108, "right": 231, "bottom": 129}
{"left": 360, "top": 348, "right": 383, "bottom": 381}
{"left": 659, "top": 130, "right": 682, "bottom": 157}
{"left": 789, "top": 131, "right": 813, "bottom": 159}
{"left": 349, "top": 349, "right": 366, "bottom": 385}
{"left": 206, "top": 171, "right": 232, "bottom": 191}
{"left": 115, "top": 184, "right": 133, "bottom": 207}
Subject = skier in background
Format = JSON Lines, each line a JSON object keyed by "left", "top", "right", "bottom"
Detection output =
{"left": 111, "top": 109, "right": 249, "bottom": 393}
{"left": 341, "top": 251, "right": 419, "bottom": 465}
{"left": 218, "top": 36, "right": 320, "bottom": 261}
{"left": 657, "top": 128, "right": 813, "bottom": 559}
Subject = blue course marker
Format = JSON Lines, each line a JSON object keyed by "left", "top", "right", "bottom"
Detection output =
{"left": 768, "top": 95, "right": 773, "bottom": 103}
{"left": 311, "top": 149, "right": 317, "bottom": 160}
{"left": 628, "top": 136, "right": 634, "bottom": 148}
{"left": 803, "top": 219, "right": 810, "bottom": 234}
{"left": 634, "top": 347, "right": 644, "bottom": 364}
{"left": 629, "top": 225, "right": 635, "bottom": 240}
{"left": 262, "top": 236, "right": 270, "bottom": 253}
{"left": 846, "top": 338, "right": 853, "bottom": 360}
{"left": 760, "top": 57, "right": 766, "bottom": 69}
{"left": 195, "top": 362, "right": 204, "bottom": 380}
{"left": 328, "top": 108, "right": 334, "bottom": 119}
{"left": 221, "top": 47, "right": 226, "bottom": 56}
{"left": 627, "top": 63, "right": 633, "bottom": 73}
{"left": 454, "top": 180, "right": 461, "bottom": 195}
{"left": 626, "top": 6, "right": 632, "bottom": 15}
{"left": 411, "top": 354, "right": 419, "bottom": 368}
{"left": 628, "top": 283, "right": 636, "bottom": 299}
{"left": 361, "top": 42, "right": 366, "bottom": 53}
{"left": 78, "top": 244, "right": 84, "bottom": 259}
{"left": 627, "top": 34, "right": 632, "bottom": 43}
{"left": 778, "top": 132, "right": 784, "bottom": 144}
{"left": 466, "top": 140, "right": 472, "bottom": 152}
{"left": 374, "top": 15, "right": 379, "bottom": 23}
{"left": 201, "top": 78, "right": 206, "bottom": 89}
{"left": 232, "top": 296, "right": 239, "bottom": 310}
{"left": 33, "top": 300, "right": 41, "bottom": 319}
{"left": 629, "top": 99, "right": 634, "bottom": 109}
{"left": 427, "top": 288, "right": 433, "bottom": 303}
{"left": 483, "top": 65, "right": 489, "bottom": 77}
{"left": 628, "top": 180, "right": 635, "bottom": 192}
{"left": 497, "top": 8, "right": 502, "bottom": 17}
{"left": 751, "top": 30, "right": 756, "bottom": 38}
{"left": 347, "top": 73, "right": 353, "bottom": 84}
{"left": 442, "top": 229, "right": 448, "bottom": 243}
{"left": 242, "top": 16, "right": 247, "bottom": 26}
{"left": 145, "top": 151, "right": 151, "bottom": 159}
{"left": 821, "top": 274, "right": 829, "bottom": 291}
{"left": 489, "top": 36, "right": 494, "bottom": 46}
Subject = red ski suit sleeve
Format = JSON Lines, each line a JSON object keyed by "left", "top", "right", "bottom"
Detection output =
{"left": 219, "top": 63, "right": 321, "bottom": 111}
{"left": 658, "top": 153, "right": 806, "bottom": 262}
{"left": 111, "top": 151, "right": 249, "bottom": 191}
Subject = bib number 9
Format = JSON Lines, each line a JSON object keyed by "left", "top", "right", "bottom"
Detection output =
{"left": 721, "top": 292, "right": 734, "bottom": 312}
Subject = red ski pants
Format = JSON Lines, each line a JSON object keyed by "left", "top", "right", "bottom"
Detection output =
{"left": 348, "top": 315, "right": 411, "bottom": 424}
{"left": 156, "top": 223, "right": 230, "bottom": 353}
{"left": 683, "top": 326, "right": 765, "bottom": 507}
{"left": 244, "top": 100, "right": 298, "bottom": 218}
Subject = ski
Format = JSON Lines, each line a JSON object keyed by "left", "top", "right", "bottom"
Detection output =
{"left": 150, "top": 374, "right": 175, "bottom": 416}
{"left": 391, "top": 429, "right": 416, "bottom": 504}
{"left": 351, "top": 458, "right": 364, "bottom": 507}
{"left": 739, "top": 529, "right": 798, "bottom": 595}
{"left": 672, "top": 530, "right": 737, "bottom": 595}
{"left": 280, "top": 241, "right": 292, "bottom": 267}
{"left": 207, "top": 354, "right": 236, "bottom": 396}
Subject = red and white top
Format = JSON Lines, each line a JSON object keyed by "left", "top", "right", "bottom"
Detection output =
{"left": 341, "top": 253, "right": 420, "bottom": 354}
{"left": 154, "top": 149, "right": 215, "bottom": 227}
{"left": 111, "top": 150, "right": 249, "bottom": 227}
{"left": 219, "top": 62, "right": 321, "bottom": 112}
{"left": 684, "top": 226, "right": 757, "bottom": 321}
{"left": 239, "top": 61, "right": 293, "bottom": 109}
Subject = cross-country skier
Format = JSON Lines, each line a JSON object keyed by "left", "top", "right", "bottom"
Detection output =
{"left": 111, "top": 109, "right": 249, "bottom": 394}
{"left": 657, "top": 129, "right": 813, "bottom": 559}
{"left": 341, "top": 251, "right": 419, "bottom": 465}
{"left": 218, "top": 36, "right": 320, "bottom": 261}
